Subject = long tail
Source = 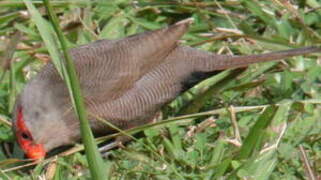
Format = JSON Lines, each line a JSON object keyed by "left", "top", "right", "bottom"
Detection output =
{"left": 213, "top": 46, "right": 321, "bottom": 70}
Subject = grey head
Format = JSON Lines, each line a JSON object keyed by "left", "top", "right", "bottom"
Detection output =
{"left": 14, "top": 66, "right": 80, "bottom": 152}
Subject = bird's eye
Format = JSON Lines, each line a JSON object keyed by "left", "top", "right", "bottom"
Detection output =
{"left": 21, "top": 132, "right": 31, "bottom": 140}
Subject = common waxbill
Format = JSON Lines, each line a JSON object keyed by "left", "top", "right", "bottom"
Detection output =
{"left": 12, "top": 19, "right": 321, "bottom": 159}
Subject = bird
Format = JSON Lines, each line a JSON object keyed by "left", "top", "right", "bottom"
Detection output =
{"left": 12, "top": 19, "right": 321, "bottom": 160}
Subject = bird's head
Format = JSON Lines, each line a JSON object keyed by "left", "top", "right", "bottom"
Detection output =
{"left": 13, "top": 77, "right": 78, "bottom": 160}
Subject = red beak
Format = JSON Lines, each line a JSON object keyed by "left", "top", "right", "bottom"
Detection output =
{"left": 24, "top": 143, "right": 46, "bottom": 160}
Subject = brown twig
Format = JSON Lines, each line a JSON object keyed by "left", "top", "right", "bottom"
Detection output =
{"left": 45, "top": 157, "right": 58, "bottom": 179}
{"left": 299, "top": 145, "right": 317, "bottom": 180}
{"left": 305, "top": 6, "right": 321, "bottom": 13}
{"left": 228, "top": 106, "right": 242, "bottom": 144}
{"left": 0, "top": 116, "right": 12, "bottom": 127}
{"left": 191, "top": 33, "right": 246, "bottom": 47}
{"left": 137, "top": 1, "right": 241, "bottom": 8}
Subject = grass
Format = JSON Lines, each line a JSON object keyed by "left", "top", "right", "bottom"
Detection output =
{"left": 0, "top": 0, "right": 321, "bottom": 179}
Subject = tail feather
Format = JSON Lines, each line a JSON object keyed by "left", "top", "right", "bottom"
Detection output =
{"left": 213, "top": 46, "right": 321, "bottom": 70}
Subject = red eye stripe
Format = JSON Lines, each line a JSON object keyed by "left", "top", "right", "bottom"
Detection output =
{"left": 16, "top": 107, "right": 30, "bottom": 134}
{"left": 16, "top": 106, "right": 33, "bottom": 147}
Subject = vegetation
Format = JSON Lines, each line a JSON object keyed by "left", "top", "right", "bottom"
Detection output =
{"left": 0, "top": 0, "right": 320, "bottom": 179}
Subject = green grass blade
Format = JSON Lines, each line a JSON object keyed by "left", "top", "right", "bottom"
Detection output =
{"left": 237, "top": 106, "right": 277, "bottom": 159}
{"left": 212, "top": 158, "right": 232, "bottom": 179}
{"left": 42, "top": 0, "right": 107, "bottom": 179}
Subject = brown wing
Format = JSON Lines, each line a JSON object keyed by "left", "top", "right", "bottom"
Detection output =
{"left": 88, "top": 46, "right": 222, "bottom": 129}
{"left": 69, "top": 20, "right": 192, "bottom": 101}
{"left": 37, "top": 19, "right": 192, "bottom": 105}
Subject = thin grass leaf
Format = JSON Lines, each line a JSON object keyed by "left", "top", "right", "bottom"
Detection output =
{"left": 209, "top": 139, "right": 227, "bottom": 167}
{"left": 42, "top": 0, "right": 108, "bottom": 179}
{"left": 8, "top": 62, "right": 16, "bottom": 113}
{"left": 212, "top": 158, "right": 232, "bottom": 179}
{"left": 1, "top": 32, "right": 20, "bottom": 113}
